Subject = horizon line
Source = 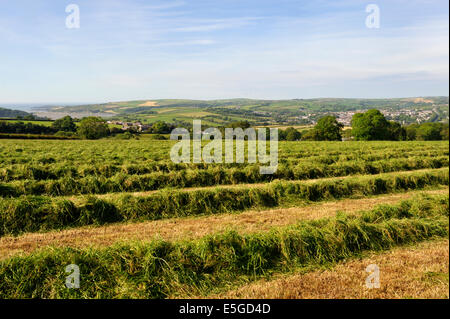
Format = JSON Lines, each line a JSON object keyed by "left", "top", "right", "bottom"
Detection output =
{"left": 1, "top": 95, "right": 449, "bottom": 107}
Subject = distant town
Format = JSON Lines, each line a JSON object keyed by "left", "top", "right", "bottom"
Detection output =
{"left": 2, "top": 97, "right": 448, "bottom": 131}
{"left": 107, "top": 120, "right": 152, "bottom": 132}
{"left": 321, "top": 108, "right": 444, "bottom": 126}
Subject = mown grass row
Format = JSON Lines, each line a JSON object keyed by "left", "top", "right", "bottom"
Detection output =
{"left": 1, "top": 156, "right": 448, "bottom": 197}
{"left": 0, "top": 168, "right": 448, "bottom": 237}
{"left": 0, "top": 194, "right": 447, "bottom": 299}
{"left": 1, "top": 147, "right": 447, "bottom": 181}
{"left": 1, "top": 140, "right": 447, "bottom": 173}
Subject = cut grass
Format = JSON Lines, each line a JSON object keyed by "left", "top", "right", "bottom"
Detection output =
{"left": 1, "top": 156, "right": 448, "bottom": 196}
{"left": 0, "top": 168, "right": 448, "bottom": 237}
{"left": 1, "top": 189, "right": 447, "bottom": 260}
{"left": 212, "top": 240, "right": 449, "bottom": 299}
{"left": 0, "top": 195, "right": 447, "bottom": 299}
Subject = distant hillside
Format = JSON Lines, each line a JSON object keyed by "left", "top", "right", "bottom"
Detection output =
{"left": 37, "top": 97, "right": 449, "bottom": 126}
{"left": 0, "top": 107, "right": 33, "bottom": 119}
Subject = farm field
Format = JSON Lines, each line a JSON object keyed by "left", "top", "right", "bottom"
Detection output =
{"left": 0, "top": 139, "right": 448, "bottom": 299}
{"left": 39, "top": 97, "right": 450, "bottom": 126}
{"left": 212, "top": 239, "right": 449, "bottom": 299}
{"left": 0, "top": 120, "right": 54, "bottom": 127}
{"left": 0, "top": 119, "right": 123, "bottom": 129}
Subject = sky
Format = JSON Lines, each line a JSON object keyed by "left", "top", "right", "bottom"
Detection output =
{"left": 0, "top": 0, "right": 448, "bottom": 105}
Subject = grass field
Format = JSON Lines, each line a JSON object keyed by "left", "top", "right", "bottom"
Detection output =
{"left": 0, "top": 120, "right": 54, "bottom": 126}
{"left": 0, "top": 139, "right": 448, "bottom": 299}
{"left": 0, "top": 119, "right": 124, "bottom": 130}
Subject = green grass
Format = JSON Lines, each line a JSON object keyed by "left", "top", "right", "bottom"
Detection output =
{"left": 0, "top": 140, "right": 447, "bottom": 194}
{"left": 0, "top": 168, "right": 447, "bottom": 236}
{"left": 1, "top": 120, "right": 54, "bottom": 126}
{"left": 0, "top": 194, "right": 447, "bottom": 299}
{"left": 0, "top": 156, "right": 447, "bottom": 196}
{"left": 0, "top": 138, "right": 447, "bottom": 299}
{"left": 423, "top": 272, "right": 449, "bottom": 285}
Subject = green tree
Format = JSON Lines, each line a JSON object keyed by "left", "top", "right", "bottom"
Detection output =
{"left": 441, "top": 125, "right": 449, "bottom": 140}
{"left": 77, "top": 117, "right": 109, "bottom": 139}
{"left": 51, "top": 116, "right": 76, "bottom": 132}
{"left": 284, "top": 127, "right": 302, "bottom": 141}
{"left": 387, "top": 121, "right": 406, "bottom": 141}
{"left": 405, "top": 124, "right": 419, "bottom": 141}
{"left": 416, "top": 122, "right": 444, "bottom": 141}
{"left": 227, "top": 120, "right": 251, "bottom": 129}
{"left": 314, "top": 116, "right": 343, "bottom": 141}
{"left": 351, "top": 109, "right": 390, "bottom": 140}
{"left": 301, "top": 129, "right": 320, "bottom": 141}
{"left": 278, "top": 128, "right": 287, "bottom": 141}
{"left": 151, "top": 121, "right": 170, "bottom": 134}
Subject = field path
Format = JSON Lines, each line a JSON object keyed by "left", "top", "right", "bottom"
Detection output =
{"left": 208, "top": 239, "right": 449, "bottom": 299}
{"left": 1, "top": 188, "right": 447, "bottom": 260}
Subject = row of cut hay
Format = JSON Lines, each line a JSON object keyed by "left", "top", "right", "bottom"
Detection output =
{"left": 1, "top": 146, "right": 447, "bottom": 181}
{"left": 1, "top": 157, "right": 448, "bottom": 196}
{"left": 0, "top": 194, "right": 447, "bottom": 299}
{"left": 0, "top": 168, "right": 448, "bottom": 237}
{"left": 2, "top": 139, "right": 446, "bottom": 165}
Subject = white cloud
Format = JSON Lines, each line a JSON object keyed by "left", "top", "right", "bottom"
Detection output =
{"left": 0, "top": 0, "right": 448, "bottom": 102}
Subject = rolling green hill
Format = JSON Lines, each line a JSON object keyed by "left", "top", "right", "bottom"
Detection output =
{"left": 0, "top": 107, "right": 33, "bottom": 119}
{"left": 37, "top": 97, "right": 449, "bottom": 126}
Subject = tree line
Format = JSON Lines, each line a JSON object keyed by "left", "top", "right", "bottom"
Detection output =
{"left": 0, "top": 116, "right": 179, "bottom": 139}
{"left": 1, "top": 110, "right": 448, "bottom": 141}
{"left": 348, "top": 109, "right": 448, "bottom": 141}
{"left": 0, "top": 121, "right": 56, "bottom": 135}
{"left": 0, "top": 116, "right": 109, "bottom": 139}
{"left": 264, "top": 110, "right": 448, "bottom": 141}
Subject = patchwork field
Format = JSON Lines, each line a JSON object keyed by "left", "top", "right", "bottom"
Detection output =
{"left": 39, "top": 97, "right": 450, "bottom": 126}
{"left": 0, "top": 140, "right": 448, "bottom": 298}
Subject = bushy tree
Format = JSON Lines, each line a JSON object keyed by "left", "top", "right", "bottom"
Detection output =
{"left": 351, "top": 109, "right": 390, "bottom": 140}
{"left": 151, "top": 121, "right": 170, "bottom": 134}
{"left": 301, "top": 129, "right": 320, "bottom": 141}
{"left": 0, "top": 121, "right": 55, "bottom": 135}
{"left": 51, "top": 116, "right": 76, "bottom": 132}
{"left": 285, "top": 127, "right": 302, "bottom": 141}
{"left": 416, "top": 122, "right": 445, "bottom": 141}
{"left": 405, "top": 124, "right": 419, "bottom": 141}
{"left": 404, "top": 122, "right": 448, "bottom": 141}
{"left": 278, "top": 127, "right": 301, "bottom": 141}
{"left": 77, "top": 117, "right": 109, "bottom": 139}
{"left": 441, "top": 126, "right": 449, "bottom": 140}
{"left": 314, "top": 116, "right": 343, "bottom": 141}
{"left": 387, "top": 121, "right": 406, "bottom": 141}
{"left": 227, "top": 120, "right": 251, "bottom": 129}
{"left": 109, "top": 127, "right": 123, "bottom": 135}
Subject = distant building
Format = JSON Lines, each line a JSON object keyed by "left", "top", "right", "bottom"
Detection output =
{"left": 122, "top": 122, "right": 151, "bottom": 132}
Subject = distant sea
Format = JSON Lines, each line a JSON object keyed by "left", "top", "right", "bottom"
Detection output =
{"left": 0, "top": 103, "right": 93, "bottom": 112}
{"left": 0, "top": 104, "right": 44, "bottom": 111}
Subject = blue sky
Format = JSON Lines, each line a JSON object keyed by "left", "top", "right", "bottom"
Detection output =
{"left": 0, "top": 0, "right": 448, "bottom": 104}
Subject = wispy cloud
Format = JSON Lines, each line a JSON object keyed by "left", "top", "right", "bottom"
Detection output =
{"left": 171, "top": 17, "right": 263, "bottom": 32}
{"left": 0, "top": 0, "right": 448, "bottom": 103}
